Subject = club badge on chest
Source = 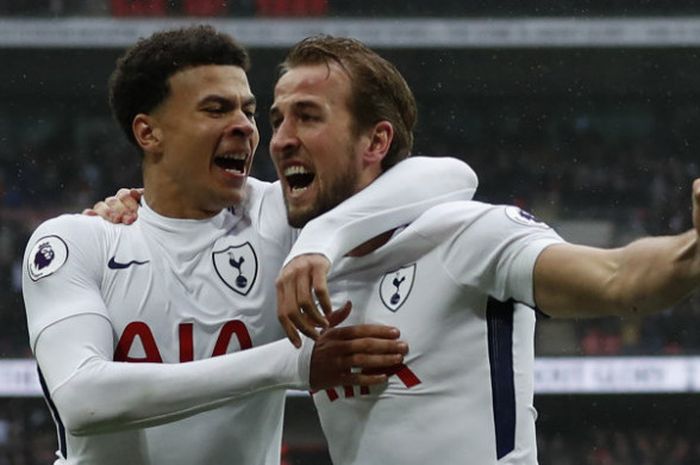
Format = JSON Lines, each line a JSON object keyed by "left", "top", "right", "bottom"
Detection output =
{"left": 212, "top": 241, "right": 258, "bottom": 296}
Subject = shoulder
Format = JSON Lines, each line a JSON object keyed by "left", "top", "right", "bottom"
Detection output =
{"left": 25, "top": 214, "right": 113, "bottom": 278}
{"left": 403, "top": 201, "right": 562, "bottom": 258}
{"left": 28, "top": 214, "right": 112, "bottom": 249}
{"left": 412, "top": 201, "right": 552, "bottom": 233}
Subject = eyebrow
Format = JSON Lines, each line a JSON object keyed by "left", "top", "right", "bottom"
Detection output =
{"left": 199, "top": 94, "right": 257, "bottom": 107}
{"left": 269, "top": 99, "right": 321, "bottom": 117}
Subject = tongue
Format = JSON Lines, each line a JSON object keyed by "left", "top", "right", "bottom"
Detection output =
{"left": 215, "top": 158, "right": 244, "bottom": 172}
{"left": 288, "top": 172, "right": 314, "bottom": 189}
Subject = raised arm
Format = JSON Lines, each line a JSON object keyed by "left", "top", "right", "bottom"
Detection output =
{"left": 534, "top": 179, "right": 700, "bottom": 318}
{"left": 277, "top": 156, "right": 478, "bottom": 345}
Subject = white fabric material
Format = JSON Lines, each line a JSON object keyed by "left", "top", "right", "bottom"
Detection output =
{"left": 22, "top": 158, "right": 478, "bottom": 465}
{"left": 314, "top": 201, "right": 564, "bottom": 465}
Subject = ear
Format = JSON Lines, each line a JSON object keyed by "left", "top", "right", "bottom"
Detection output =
{"left": 132, "top": 113, "right": 163, "bottom": 153}
{"left": 362, "top": 121, "right": 393, "bottom": 166}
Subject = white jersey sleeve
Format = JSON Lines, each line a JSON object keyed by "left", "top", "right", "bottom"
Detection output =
{"left": 35, "top": 313, "right": 310, "bottom": 436}
{"left": 22, "top": 214, "right": 110, "bottom": 349}
{"left": 410, "top": 202, "right": 564, "bottom": 306}
{"left": 283, "top": 156, "right": 478, "bottom": 266}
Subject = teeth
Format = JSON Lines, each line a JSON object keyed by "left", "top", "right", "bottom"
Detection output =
{"left": 291, "top": 186, "right": 308, "bottom": 193}
{"left": 217, "top": 152, "right": 247, "bottom": 160}
{"left": 284, "top": 165, "right": 311, "bottom": 177}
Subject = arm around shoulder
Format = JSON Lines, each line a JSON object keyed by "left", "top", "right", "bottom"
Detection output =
{"left": 284, "top": 156, "right": 478, "bottom": 267}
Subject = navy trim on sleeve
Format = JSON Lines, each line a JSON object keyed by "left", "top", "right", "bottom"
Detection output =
{"left": 38, "top": 367, "right": 67, "bottom": 459}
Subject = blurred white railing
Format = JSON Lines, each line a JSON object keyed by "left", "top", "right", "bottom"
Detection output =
{"left": 3, "top": 356, "right": 700, "bottom": 397}
{"left": 3, "top": 17, "right": 700, "bottom": 48}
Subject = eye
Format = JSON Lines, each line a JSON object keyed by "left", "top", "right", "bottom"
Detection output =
{"left": 299, "top": 112, "right": 319, "bottom": 123}
{"left": 243, "top": 108, "right": 257, "bottom": 121}
{"left": 270, "top": 115, "right": 282, "bottom": 130}
{"left": 204, "top": 106, "right": 226, "bottom": 115}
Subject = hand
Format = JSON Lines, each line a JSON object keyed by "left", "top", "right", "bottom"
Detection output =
{"left": 309, "top": 303, "right": 409, "bottom": 391}
{"left": 276, "top": 253, "right": 333, "bottom": 347}
{"left": 83, "top": 188, "right": 143, "bottom": 224}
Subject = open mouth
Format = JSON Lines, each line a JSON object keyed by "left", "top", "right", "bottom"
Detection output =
{"left": 284, "top": 165, "right": 315, "bottom": 193}
{"left": 214, "top": 152, "right": 247, "bottom": 175}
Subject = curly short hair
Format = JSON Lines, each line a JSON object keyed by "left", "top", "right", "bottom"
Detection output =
{"left": 109, "top": 25, "right": 250, "bottom": 147}
{"left": 279, "top": 35, "right": 417, "bottom": 171}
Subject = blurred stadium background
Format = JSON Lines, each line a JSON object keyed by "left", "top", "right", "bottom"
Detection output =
{"left": 1, "top": 1, "right": 700, "bottom": 464}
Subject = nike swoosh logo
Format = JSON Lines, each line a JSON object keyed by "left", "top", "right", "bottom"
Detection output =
{"left": 108, "top": 257, "right": 150, "bottom": 270}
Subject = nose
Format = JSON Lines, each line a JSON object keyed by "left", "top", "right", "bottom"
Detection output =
{"left": 226, "top": 111, "right": 256, "bottom": 139}
{"left": 269, "top": 119, "right": 299, "bottom": 157}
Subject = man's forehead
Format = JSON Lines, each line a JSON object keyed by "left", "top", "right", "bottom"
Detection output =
{"left": 170, "top": 64, "right": 252, "bottom": 95}
{"left": 272, "top": 63, "right": 350, "bottom": 106}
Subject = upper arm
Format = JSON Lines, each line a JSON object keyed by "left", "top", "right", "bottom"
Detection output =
{"left": 533, "top": 243, "right": 621, "bottom": 318}
{"left": 22, "top": 215, "right": 109, "bottom": 351}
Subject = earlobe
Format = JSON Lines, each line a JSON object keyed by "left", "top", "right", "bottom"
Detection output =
{"left": 365, "top": 121, "right": 393, "bottom": 165}
{"left": 133, "top": 114, "right": 161, "bottom": 152}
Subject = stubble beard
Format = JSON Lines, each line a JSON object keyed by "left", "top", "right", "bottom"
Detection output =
{"left": 286, "top": 155, "right": 360, "bottom": 229}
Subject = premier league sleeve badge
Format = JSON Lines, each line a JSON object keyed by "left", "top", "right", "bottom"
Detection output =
{"left": 27, "top": 235, "right": 69, "bottom": 281}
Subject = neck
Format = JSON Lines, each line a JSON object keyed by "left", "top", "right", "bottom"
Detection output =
{"left": 347, "top": 229, "right": 396, "bottom": 257}
{"left": 142, "top": 167, "right": 219, "bottom": 220}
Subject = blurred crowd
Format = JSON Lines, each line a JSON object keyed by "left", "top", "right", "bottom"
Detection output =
{"left": 538, "top": 428, "right": 700, "bottom": 465}
{"left": 1, "top": 397, "right": 697, "bottom": 465}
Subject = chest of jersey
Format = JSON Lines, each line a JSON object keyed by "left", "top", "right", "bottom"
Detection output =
{"left": 101, "top": 222, "right": 285, "bottom": 364}
{"left": 315, "top": 244, "right": 538, "bottom": 465}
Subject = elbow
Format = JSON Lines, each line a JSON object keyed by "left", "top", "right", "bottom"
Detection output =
{"left": 440, "top": 157, "right": 479, "bottom": 193}
{"left": 52, "top": 387, "right": 108, "bottom": 436}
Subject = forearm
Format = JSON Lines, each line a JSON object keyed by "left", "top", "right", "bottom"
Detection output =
{"left": 284, "top": 156, "right": 477, "bottom": 266}
{"left": 537, "top": 230, "right": 700, "bottom": 317}
{"left": 37, "top": 315, "right": 311, "bottom": 436}
{"left": 611, "top": 229, "right": 700, "bottom": 315}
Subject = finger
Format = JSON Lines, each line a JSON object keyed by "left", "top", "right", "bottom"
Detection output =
{"left": 290, "top": 310, "right": 322, "bottom": 341}
{"left": 326, "top": 301, "right": 352, "bottom": 328}
{"left": 295, "top": 269, "right": 328, "bottom": 328}
{"left": 343, "top": 373, "right": 388, "bottom": 387}
{"left": 311, "top": 265, "right": 332, "bottom": 316}
{"left": 117, "top": 188, "right": 140, "bottom": 212}
{"left": 343, "top": 353, "right": 405, "bottom": 369}
{"left": 104, "top": 195, "right": 119, "bottom": 207}
{"left": 277, "top": 276, "right": 322, "bottom": 342}
{"left": 324, "top": 324, "right": 401, "bottom": 341}
{"left": 91, "top": 201, "right": 112, "bottom": 220}
{"left": 276, "top": 279, "right": 302, "bottom": 348}
{"left": 82, "top": 208, "right": 97, "bottom": 216}
{"left": 280, "top": 317, "right": 302, "bottom": 348}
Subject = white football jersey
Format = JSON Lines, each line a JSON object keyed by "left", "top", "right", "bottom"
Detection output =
{"left": 314, "top": 201, "right": 564, "bottom": 465}
{"left": 22, "top": 157, "right": 480, "bottom": 465}
{"left": 24, "top": 179, "right": 294, "bottom": 465}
